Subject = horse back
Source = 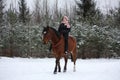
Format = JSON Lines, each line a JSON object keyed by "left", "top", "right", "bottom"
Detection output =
{"left": 68, "top": 36, "right": 76, "bottom": 43}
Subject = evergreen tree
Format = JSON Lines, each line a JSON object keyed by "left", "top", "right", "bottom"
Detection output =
{"left": 6, "top": 4, "right": 18, "bottom": 57}
{"left": 7, "top": 4, "right": 18, "bottom": 26}
{"left": 18, "top": 0, "right": 30, "bottom": 24}
{"left": 105, "top": 9, "right": 115, "bottom": 27}
{"left": 75, "top": 0, "right": 103, "bottom": 25}
{"left": 105, "top": 2, "right": 120, "bottom": 28}
{"left": 0, "top": 0, "right": 4, "bottom": 26}
{"left": 0, "top": 0, "right": 5, "bottom": 56}
{"left": 114, "top": 2, "right": 120, "bottom": 28}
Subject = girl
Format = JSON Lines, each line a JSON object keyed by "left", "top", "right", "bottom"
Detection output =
{"left": 58, "top": 16, "right": 71, "bottom": 54}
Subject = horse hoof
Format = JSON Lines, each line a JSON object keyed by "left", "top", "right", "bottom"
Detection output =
{"left": 73, "top": 69, "right": 76, "bottom": 72}
{"left": 63, "top": 70, "right": 66, "bottom": 72}
{"left": 53, "top": 72, "right": 57, "bottom": 74}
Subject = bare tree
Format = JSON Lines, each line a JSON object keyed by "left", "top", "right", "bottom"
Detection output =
{"left": 18, "top": 0, "right": 30, "bottom": 24}
{"left": 52, "top": 0, "right": 62, "bottom": 25}
{"left": 53, "top": 0, "right": 58, "bottom": 20}
{"left": 33, "top": 0, "right": 41, "bottom": 24}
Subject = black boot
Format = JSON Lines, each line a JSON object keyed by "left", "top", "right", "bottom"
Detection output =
{"left": 64, "top": 36, "right": 68, "bottom": 54}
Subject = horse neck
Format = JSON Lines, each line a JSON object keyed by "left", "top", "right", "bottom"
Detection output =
{"left": 50, "top": 30, "right": 60, "bottom": 45}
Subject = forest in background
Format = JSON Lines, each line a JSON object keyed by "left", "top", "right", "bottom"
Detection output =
{"left": 0, "top": 0, "right": 120, "bottom": 58}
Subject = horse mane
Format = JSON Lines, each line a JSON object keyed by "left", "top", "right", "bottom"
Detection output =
{"left": 49, "top": 27, "right": 61, "bottom": 39}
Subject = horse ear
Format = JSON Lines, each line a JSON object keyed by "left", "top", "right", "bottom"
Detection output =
{"left": 43, "top": 26, "right": 46, "bottom": 29}
{"left": 47, "top": 25, "right": 49, "bottom": 28}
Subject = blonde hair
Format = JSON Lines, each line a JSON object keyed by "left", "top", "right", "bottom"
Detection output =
{"left": 61, "top": 16, "right": 70, "bottom": 28}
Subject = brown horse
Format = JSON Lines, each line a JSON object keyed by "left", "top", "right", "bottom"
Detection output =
{"left": 42, "top": 26, "right": 77, "bottom": 74}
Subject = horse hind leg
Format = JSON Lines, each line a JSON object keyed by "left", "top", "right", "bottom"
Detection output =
{"left": 73, "top": 60, "right": 76, "bottom": 72}
{"left": 71, "top": 51, "right": 77, "bottom": 72}
{"left": 72, "top": 55, "right": 76, "bottom": 72}
{"left": 63, "top": 56, "right": 68, "bottom": 72}
{"left": 70, "top": 52, "right": 73, "bottom": 62}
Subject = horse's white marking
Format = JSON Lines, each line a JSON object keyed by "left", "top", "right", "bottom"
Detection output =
{"left": 43, "top": 31, "right": 47, "bottom": 34}
{"left": 73, "top": 65, "right": 76, "bottom": 72}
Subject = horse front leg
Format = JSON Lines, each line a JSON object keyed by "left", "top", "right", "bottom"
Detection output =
{"left": 54, "top": 59, "right": 59, "bottom": 74}
{"left": 58, "top": 61, "right": 61, "bottom": 72}
{"left": 63, "top": 56, "right": 68, "bottom": 72}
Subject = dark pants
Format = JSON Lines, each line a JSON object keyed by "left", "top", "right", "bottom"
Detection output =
{"left": 63, "top": 33, "right": 68, "bottom": 52}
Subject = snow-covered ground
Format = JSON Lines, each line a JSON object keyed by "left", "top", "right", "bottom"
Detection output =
{"left": 0, "top": 57, "right": 120, "bottom": 80}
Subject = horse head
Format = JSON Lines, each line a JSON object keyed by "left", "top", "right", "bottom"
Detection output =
{"left": 42, "top": 26, "right": 52, "bottom": 44}
{"left": 42, "top": 26, "right": 61, "bottom": 44}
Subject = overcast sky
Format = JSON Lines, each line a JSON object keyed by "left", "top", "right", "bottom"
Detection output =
{"left": 5, "top": 0, "right": 120, "bottom": 13}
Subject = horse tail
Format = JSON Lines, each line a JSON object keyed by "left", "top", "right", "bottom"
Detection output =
{"left": 69, "top": 36, "right": 77, "bottom": 62}
{"left": 69, "top": 36, "right": 77, "bottom": 72}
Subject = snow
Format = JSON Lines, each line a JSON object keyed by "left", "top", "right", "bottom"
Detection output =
{"left": 0, "top": 57, "right": 120, "bottom": 80}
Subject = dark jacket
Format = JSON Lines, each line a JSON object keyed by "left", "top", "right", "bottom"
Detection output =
{"left": 58, "top": 23, "right": 70, "bottom": 35}
{"left": 58, "top": 23, "right": 70, "bottom": 52}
